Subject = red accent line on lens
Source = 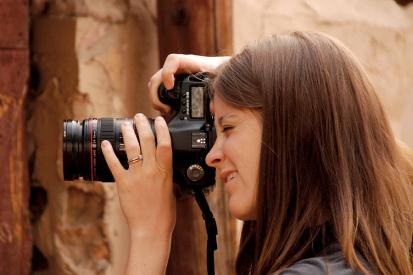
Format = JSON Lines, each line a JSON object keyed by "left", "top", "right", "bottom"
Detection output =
{"left": 90, "top": 120, "right": 93, "bottom": 181}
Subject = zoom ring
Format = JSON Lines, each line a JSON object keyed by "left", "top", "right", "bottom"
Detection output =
{"left": 100, "top": 118, "right": 116, "bottom": 145}
{"left": 96, "top": 118, "right": 117, "bottom": 181}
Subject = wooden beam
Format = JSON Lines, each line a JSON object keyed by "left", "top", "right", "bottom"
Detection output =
{"left": 156, "top": 1, "right": 236, "bottom": 274}
{"left": 0, "top": 0, "right": 29, "bottom": 49}
{"left": 157, "top": 0, "right": 233, "bottom": 61}
{"left": 0, "top": 0, "right": 31, "bottom": 274}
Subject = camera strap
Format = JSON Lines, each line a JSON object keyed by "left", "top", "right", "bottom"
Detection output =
{"left": 193, "top": 188, "right": 218, "bottom": 275}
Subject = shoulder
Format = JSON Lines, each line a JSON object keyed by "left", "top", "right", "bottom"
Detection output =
{"left": 279, "top": 244, "right": 366, "bottom": 275}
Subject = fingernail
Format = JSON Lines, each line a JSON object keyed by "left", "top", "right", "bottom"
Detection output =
{"left": 102, "top": 140, "right": 109, "bottom": 149}
{"left": 147, "top": 81, "right": 151, "bottom": 88}
{"left": 155, "top": 116, "right": 164, "bottom": 122}
{"left": 135, "top": 113, "right": 144, "bottom": 119}
{"left": 167, "top": 76, "right": 175, "bottom": 89}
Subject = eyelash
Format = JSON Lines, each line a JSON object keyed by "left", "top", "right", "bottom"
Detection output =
{"left": 221, "top": 126, "right": 234, "bottom": 132}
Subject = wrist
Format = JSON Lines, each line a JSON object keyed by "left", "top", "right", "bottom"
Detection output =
{"left": 128, "top": 229, "right": 173, "bottom": 260}
{"left": 125, "top": 228, "right": 172, "bottom": 275}
{"left": 129, "top": 227, "right": 173, "bottom": 242}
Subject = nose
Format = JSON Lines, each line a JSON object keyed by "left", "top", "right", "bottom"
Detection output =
{"left": 205, "top": 141, "right": 224, "bottom": 168}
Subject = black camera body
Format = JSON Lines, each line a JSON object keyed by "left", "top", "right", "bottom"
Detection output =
{"left": 63, "top": 73, "right": 216, "bottom": 191}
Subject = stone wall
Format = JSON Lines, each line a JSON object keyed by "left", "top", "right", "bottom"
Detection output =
{"left": 28, "top": 0, "right": 413, "bottom": 274}
{"left": 29, "top": 0, "right": 158, "bottom": 274}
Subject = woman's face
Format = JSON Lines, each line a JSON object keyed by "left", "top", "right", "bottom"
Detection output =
{"left": 206, "top": 94, "right": 262, "bottom": 220}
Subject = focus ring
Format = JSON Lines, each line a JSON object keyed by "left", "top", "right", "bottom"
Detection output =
{"left": 100, "top": 118, "right": 116, "bottom": 144}
{"left": 97, "top": 118, "right": 116, "bottom": 181}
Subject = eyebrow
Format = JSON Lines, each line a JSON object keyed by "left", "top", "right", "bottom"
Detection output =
{"left": 216, "top": 114, "right": 239, "bottom": 127}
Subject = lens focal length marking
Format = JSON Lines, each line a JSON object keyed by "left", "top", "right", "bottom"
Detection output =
{"left": 90, "top": 120, "right": 93, "bottom": 181}
{"left": 89, "top": 119, "right": 98, "bottom": 181}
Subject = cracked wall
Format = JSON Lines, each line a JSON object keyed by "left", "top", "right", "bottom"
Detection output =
{"left": 29, "top": 0, "right": 158, "bottom": 274}
{"left": 27, "top": 0, "right": 413, "bottom": 274}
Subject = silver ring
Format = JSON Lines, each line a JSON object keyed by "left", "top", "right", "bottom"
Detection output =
{"left": 128, "top": 154, "right": 143, "bottom": 165}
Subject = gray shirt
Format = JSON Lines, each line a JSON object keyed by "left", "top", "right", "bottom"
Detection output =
{"left": 279, "top": 244, "right": 371, "bottom": 275}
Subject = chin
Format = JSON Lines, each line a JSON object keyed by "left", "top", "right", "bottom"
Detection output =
{"left": 228, "top": 198, "right": 256, "bottom": 221}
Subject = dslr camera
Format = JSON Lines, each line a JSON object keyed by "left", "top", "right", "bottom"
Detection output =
{"left": 63, "top": 73, "right": 216, "bottom": 191}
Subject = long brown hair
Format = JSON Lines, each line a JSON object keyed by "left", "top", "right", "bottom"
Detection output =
{"left": 210, "top": 32, "right": 413, "bottom": 275}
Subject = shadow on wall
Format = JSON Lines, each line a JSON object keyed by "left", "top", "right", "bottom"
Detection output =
{"left": 395, "top": 0, "right": 413, "bottom": 6}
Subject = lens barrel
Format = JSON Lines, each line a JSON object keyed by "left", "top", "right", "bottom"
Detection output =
{"left": 63, "top": 118, "right": 151, "bottom": 182}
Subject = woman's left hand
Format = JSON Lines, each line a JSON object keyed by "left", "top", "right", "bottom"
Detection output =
{"left": 101, "top": 113, "right": 176, "bottom": 239}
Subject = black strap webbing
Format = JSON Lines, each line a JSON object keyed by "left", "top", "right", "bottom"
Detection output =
{"left": 193, "top": 188, "right": 218, "bottom": 275}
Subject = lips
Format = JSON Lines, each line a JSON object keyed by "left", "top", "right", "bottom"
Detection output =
{"left": 220, "top": 170, "right": 237, "bottom": 184}
{"left": 226, "top": 172, "right": 236, "bottom": 183}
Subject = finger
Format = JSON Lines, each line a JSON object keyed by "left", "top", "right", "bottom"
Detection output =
{"left": 154, "top": 116, "right": 172, "bottom": 170}
{"left": 161, "top": 54, "right": 181, "bottom": 89}
{"left": 149, "top": 70, "right": 172, "bottom": 114}
{"left": 162, "top": 54, "right": 204, "bottom": 84}
{"left": 120, "top": 120, "right": 141, "bottom": 164}
{"left": 134, "top": 113, "right": 156, "bottom": 163}
{"left": 101, "top": 140, "right": 125, "bottom": 180}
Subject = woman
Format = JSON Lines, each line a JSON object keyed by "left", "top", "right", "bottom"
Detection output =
{"left": 101, "top": 32, "right": 413, "bottom": 274}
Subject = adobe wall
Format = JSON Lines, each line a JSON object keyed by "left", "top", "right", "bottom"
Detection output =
{"left": 29, "top": 0, "right": 158, "bottom": 274}
{"left": 234, "top": 0, "right": 413, "bottom": 147}
{"left": 28, "top": 0, "right": 413, "bottom": 274}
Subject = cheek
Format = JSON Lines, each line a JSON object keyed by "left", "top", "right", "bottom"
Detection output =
{"left": 239, "top": 134, "right": 261, "bottom": 181}
{"left": 224, "top": 134, "right": 260, "bottom": 191}
{"left": 238, "top": 129, "right": 261, "bottom": 208}
{"left": 223, "top": 130, "right": 261, "bottom": 177}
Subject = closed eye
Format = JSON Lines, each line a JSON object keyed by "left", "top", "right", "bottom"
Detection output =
{"left": 222, "top": 126, "right": 234, "bottom": 133}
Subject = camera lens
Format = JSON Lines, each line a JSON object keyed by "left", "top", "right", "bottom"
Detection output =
{"left": 63, "top": 118, "right": 153, "bottom": 182}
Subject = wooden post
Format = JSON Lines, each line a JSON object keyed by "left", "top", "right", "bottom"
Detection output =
{"left": 157, "top": 1, "right": 236, "bottom": 274}
{"left": 0, "top": 0, "right": 31, "bottom": 274}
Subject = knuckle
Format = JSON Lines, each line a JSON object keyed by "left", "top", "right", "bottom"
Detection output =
{"left": 140, "top": 131, "right": 154, "bottom": 142}
{"left": 128, "top": 143, "right": 140, "bottom": 152}
{"left": 152, "top": 104, "right": 163, "bottom": 112}
{"left": 161, "top": 68, "right": 170, "bottom": 78}
{"left": 165, "top": 53, "right": 177, "bottom": 62}
{"left": 151, "top": 96, "right": 162, "bottom": 106}
{"left": 150, "top": 70, "right": 161, "bottom": 84}
{"left": 156, "top": 160, "right": 171, "bottom": 173}
{"left": 157, "top": 142, "right": 171, "bottom": 151}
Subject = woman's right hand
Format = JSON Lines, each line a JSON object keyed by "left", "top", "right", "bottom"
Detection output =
{"left": 148, "top": 54, "right": 230, "bottom": 115}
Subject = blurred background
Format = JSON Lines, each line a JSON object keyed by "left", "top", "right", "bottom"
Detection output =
{"left": 1, "top": 0, "right": 412, "bottom": 274}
